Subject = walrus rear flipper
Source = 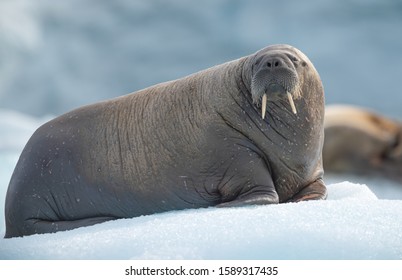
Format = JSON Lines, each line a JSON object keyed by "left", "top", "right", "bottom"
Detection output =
{"left": 4, "top": 216, "right": 117, "bottom": 238}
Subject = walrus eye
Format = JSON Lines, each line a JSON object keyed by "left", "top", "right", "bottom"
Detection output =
{"left": 285, "top": 54, "right": 298, "bottom": 63}
{"left": 253, "top": 57, "right": 263, "bottom": 72}
{"left": 254, "top": 57, "right": 263, "bottom": 66}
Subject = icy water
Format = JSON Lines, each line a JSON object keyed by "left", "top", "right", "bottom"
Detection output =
{"left": 1, "top": 0, "right": 401, "bottom": 118}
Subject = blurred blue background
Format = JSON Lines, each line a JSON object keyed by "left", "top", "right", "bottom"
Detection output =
{"left": 0, "top": 0, "right": 401, "bottom": 118}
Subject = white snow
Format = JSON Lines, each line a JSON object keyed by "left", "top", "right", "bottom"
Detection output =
{"left": 1, "top": 109, "right": 402, "bottom": 260}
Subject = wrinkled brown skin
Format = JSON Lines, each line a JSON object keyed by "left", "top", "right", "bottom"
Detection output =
{"left": 324, "top": 105, "right": 402, "bottom": 182}
{"left": 4, "top": 44, "right": 326, "bottom": 238}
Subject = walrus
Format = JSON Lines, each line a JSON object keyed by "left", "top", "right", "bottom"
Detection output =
{"left": 4, "top": 44, "right": 327, "bottom": 238}
{"left": 324, "top": 105, "right": 402, "bottom": 182}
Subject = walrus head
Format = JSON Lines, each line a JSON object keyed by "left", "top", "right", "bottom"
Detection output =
{"left": 250, "top": 45, "right": 308, "bottom": 119}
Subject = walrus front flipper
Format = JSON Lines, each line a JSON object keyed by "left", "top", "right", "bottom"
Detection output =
{"left": 288, "top": 179, "right": 327, "bottom": 202}
{"left": 5, "top": 216, "right": 117, "bottom": 238}
{"left": 216, "top": 152, "right": 279, "bottom": 208}
{"left": 216, "top": 188, "right": 279, "bottom": 208}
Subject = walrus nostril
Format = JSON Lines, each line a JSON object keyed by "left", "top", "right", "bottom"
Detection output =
{"left": 266, "top": 59, "right": 282, "bottom": 68}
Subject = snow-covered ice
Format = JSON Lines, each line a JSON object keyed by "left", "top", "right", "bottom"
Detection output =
{"left": 1, "top": 109, "right": 402, "bottom": 260}
{"left": 1, "top": 183, "right": 402, "bottom": 260}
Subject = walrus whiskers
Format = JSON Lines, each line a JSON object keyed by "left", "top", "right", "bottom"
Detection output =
{"left": 287, "top": 91, "right": 297, "bottom": 115}
{"left": 261, "top": 93, "right": 267, "bottom": 119}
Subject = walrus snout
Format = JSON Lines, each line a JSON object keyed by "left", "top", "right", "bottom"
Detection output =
{"left": 256, "top": 57, "right": 299, "bottom": 97}
{"left": 251, "top": 54, "right": 300, "bottom": 118}
{"left": 267, "top": 83, "right": 286, "bottom": 95}
{"left": 265, "top": 57, "right": 286, "bottom": 69}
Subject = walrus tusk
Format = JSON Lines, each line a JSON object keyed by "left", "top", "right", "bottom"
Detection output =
{"left": 287, "top": 91, "right": 297, "bottom": 115}
{"left": 262, "top": 93, "right": 267, "bottom": 119}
